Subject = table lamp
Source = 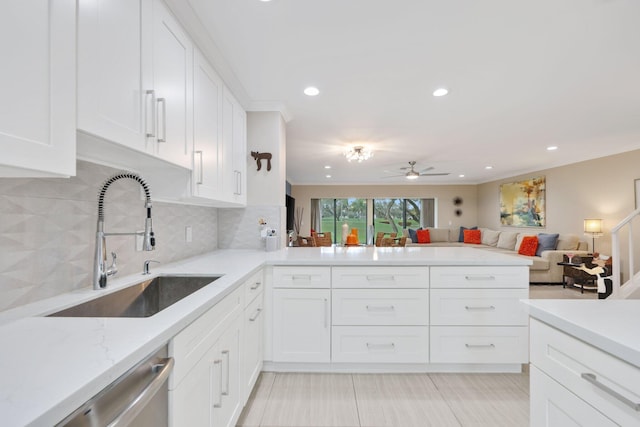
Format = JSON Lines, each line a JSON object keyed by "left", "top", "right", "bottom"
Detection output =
{"left": 584, "top": 218, "right": 603, "bottom": 254}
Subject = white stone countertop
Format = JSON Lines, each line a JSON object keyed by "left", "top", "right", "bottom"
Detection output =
{"left": 0, "top": 246, "right": 530, "bottom": 426}
{"left": 522, "top": 299, "right": 640, "bottom": 368}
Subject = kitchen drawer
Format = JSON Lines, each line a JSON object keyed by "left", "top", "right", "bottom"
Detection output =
{"left": 531, "top": 365, "right": 617, "bottom": 427}
{"left": 244, "top": 269, "right": 264, "bottom": 306}
{"left": 430, "top": 289, "right": 528, "bottom": 326}
{"left": 273, "top": 266, "right": 331, "bottom": 288}
{"left": 332, "top": 326, "right": 429, "bottom": 363}
{"left": 170, "top": 286, "right": 243, "bottom": 388}
{"left": 332, "top": 266, "right": 429, "bottom": 289}
{"left": 430, "top": 266, "right": 528, "bottom": 289}
{"left": 332, "top": 289, "right": 428, "bottom": 326}
{"left": 430, "top": 326, "right": 528, "bottom": 364}
{"left": 530, "top": 319, "right": 640, "bottom": 425}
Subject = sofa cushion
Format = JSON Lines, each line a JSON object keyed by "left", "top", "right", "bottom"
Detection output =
{"left": 427, "top": 227, "right": 450, "bottom": 242}
{"left": 407, "top": 228, "right": 419, "bottom": 243}
{"left": 518, "top": 235, "right": 538, "bottom": 256}
{"left": 557, "top": 234, "right": 580, "bottom": 250}
{"left": 497, "top": 231, "right": 519, "bottom": 250}
{"left": 416, "top": 229, "right": 431, "bottom": 243}
{"left": 480, "top": 228, "right": 500, "bottom": 246}
{"left": 516, "top": 254, "right": 550, "bottom": 270}
{"left": 463, "top": 229, "right": 482, "bottom": 244}
{"left": 536, "top": 233, "right": 560, "bottom": 256}
{"left": 458, "top": 226, "right": 477, "bottom": 242}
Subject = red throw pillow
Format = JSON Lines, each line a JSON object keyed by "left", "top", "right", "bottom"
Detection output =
{"left": 463, "top": 229, "right": 481, "bottom": 244}
{"left": 416, "top": 229, "right": 431, "bottom": 243}
{"left": 518, "top": 236, "right": 539, "bottom": 256}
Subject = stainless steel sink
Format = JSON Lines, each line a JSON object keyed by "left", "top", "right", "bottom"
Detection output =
{"left": 48, "top": 275, "right": 221, "bottom": 318}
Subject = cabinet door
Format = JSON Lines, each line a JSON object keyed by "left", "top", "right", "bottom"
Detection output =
{"left": 0, "top": 0, "right": 75, "bottom": 177}
{"left": 273, "top": 289, "right": 331, "bottom": 363}
{"left": 214, "top": 316, "right": 243, "bottom": 427}
{"left": 151, "top": 0, "right": 192, "bottom": 169}
{"left": 192, "top": 48, "right": 222, "bottom": 199}
{"left": 243, "top": 294, "right": 264, "bottom": 402}
{"left": 530, "top": 366, "right": 617, "bottom": 427}
{"left": 220, "top": 88, "right": 247, "bottom": 205}
{"left": 77, "top": 0, "right": 152, "bottom": 154}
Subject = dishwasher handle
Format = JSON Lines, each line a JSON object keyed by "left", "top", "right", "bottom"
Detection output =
{"left": 108, "top": 357, "right": 174, "bottom": 427}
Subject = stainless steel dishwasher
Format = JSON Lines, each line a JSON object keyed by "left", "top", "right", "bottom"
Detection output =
{"left": 56, "top": 345, "right": 174, "bottom": 427}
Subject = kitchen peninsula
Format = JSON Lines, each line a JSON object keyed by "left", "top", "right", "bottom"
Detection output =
{"left": 0, "top": 246, "right": 530, "bottom": 426}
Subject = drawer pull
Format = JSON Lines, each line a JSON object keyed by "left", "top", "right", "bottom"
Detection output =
{"left": 250, "top": 282, "right": 262, "bottom": 290}
{"left": 366, "top": 305, "right": 395, "bottom": 312}
{"left": 581, "top": 373, "right": 640, "bottom": 411}
{"left": 465, "top": 275, "right": 495, "bottom": 281}
{"left": 291, "top": 275, "right": 312, "bottom": 281}
{"left": 465, "top": 305, "right": 496, "bottom": 311}
{"left": 465, "top": 343, "right": 495, "bottom": 349}
{"left": 366, "top": 342, "right": 395, "bottom": 350}
{"left": 249, "top": 308, "right": 263, "bottom": 322}
{"left": 366, "top": 275, "right": 395, "bottom": 281}
{"left": 213, "top": 359, "right": 222, "bottom": 408}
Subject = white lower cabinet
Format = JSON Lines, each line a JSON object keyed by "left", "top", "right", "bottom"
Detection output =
{"left": 272, "top": 288, "right": 331, "bottom": 363}
{"left": 332, "top": 326, "right": 428, "bottom": 363}
{"left": 530, "top": 318, "right": 640, "bottom": 426}
{"left": 242, "top": 273, "right": 264, "bottom": 401}
{"left": 430, "top": 326, "right": 528, "bottom": 364}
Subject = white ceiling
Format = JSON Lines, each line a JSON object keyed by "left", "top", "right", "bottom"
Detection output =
{"left": 183, "top": 0, "right": 640, "bottom": 185}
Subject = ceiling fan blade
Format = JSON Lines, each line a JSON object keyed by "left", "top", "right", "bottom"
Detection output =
{"left": 419, "top": 166, "right": 434, "bottom": 173}
{"left": 381, "top": 174, "right": 407, "bottom": 178}
{"left": 419, "top": 172, "right": 450, "bottom": 176}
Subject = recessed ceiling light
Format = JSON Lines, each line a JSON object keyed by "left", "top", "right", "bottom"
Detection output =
{"left": 458, "top": 174, "right": 465, "bottom": 178}
{"left": 304, "top": 86, "right": 320, "bottom": 96}
{"left": 325, "top": 175, "right": 332, "bottom": 178}
{"left": 433, "top": 88, "right": 449, "bottom": 97}
{"left": 485, "top": 166, "right": 493, "bottom": 170}
{"left": 547, "top": 146, "right": 558, "bottom": 151}
{"left": 324, "top": 165, "right": 331, "bottom": 169}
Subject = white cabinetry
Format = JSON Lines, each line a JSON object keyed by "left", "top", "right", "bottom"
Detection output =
{"left": 0, "top": 0, "right": 76, "bottom": 177}
{"left": 220, "top": 87, "right": 247, "bottom": 206}
{"left": 242, "top": 270, "right": 264, "bottom": 402}
{"left": 170, "top": 286, "right": 244, "bottom": 427}
{"left": 530, "top": 318, "right": 640, "bottom": 426}
{"left": 272, "top": 267, "right": 331, "bottom": 363}
{"left": 331, "top": 267, "right": 429, "bottom": 364}
{"left": 78, "top": 0, "right": 191, "bottom": 170}
{"left": 192, "top": 48, "right": 223, "bottom": 200}
{"left": 429, "top": 266, "right": 528, "bottom": 365}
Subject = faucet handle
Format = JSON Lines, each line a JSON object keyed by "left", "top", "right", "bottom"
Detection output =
{"left": 143, "top": 259, "right": 160, "bottom": 275}
{"left": 106, "top": 252, "right": 118, "bottom": 277}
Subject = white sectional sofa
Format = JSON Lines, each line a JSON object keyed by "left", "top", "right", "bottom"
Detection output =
{"left": 403, "top": 227, "right": 589, "bottom": 284}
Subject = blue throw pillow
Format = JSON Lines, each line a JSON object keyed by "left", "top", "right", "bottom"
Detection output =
{"left": 536, "top": 233, "right": 559, "bottom": 256}
{"left": 408, "top": 228, "right": 420, "bottom": 243}
{"left": 458, "top": 226, "right": 477, "bottom": 242}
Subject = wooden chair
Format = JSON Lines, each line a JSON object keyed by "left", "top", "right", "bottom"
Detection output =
{"left": 312, "top": 231, "right": 332, "bottom": 247}
{"left": 376, "top": 232, "right": 398, "bottom": 247}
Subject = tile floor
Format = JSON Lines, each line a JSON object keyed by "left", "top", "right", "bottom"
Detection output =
{"left": 237, "top": 285, "right": 593, "bottom": 427}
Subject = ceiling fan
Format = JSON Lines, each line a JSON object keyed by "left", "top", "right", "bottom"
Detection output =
{"left": 385, "top": 161, "right": 450, "bottom": 180}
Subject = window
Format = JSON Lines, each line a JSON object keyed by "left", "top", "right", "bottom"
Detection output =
{"left": 317, "top": 198, "right": 367, "bottom": 244}
{"left": 373, "top": 198, "right": 435, "bottom": 235}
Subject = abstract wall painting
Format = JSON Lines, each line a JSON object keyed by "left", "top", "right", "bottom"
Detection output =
{"left": 499, "top": 176, "right": 546, "bottom": 227}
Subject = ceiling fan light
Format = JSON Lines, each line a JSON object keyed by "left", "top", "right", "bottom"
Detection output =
{"left": 406, "top": 173, "right": 419, "bottom": 180}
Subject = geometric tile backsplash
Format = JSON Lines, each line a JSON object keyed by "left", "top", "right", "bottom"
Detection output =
{"left": 0, "top": 160, "right": 218, "bottom": 312}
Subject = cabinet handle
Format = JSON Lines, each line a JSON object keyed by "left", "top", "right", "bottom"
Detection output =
{"left": 249, "top": 308, "right": 262, "bottom": 322}
{"left": 250, "top": 281, "right": 262, "bottom": 290}
{"left": 465, "top": 343, "right": 495, "bottom": 349}
{"left": 291, "top": 275, "right": 312, "bottom": 281}
{"left": 465, "top": 305, "right": 496, "bottom": 311}
{"left": 234, "top": 170, "right": 241, "bottom": 195}
{"left": 156, "top": 97, "right": 166, "bottom": 143}
{"left": 366, "top": 275, "right": 395, "bottom": 281}
{"left": 465, "top": 275, "right": 495, "bottom": 281}
{"left": 324, "top": 298, "right": 329, "bottom": 328}
{"left": 366, "top": 305, "right": 395, "bottom": 312}
{"left": 581, "top": 373, "right": 640, "bottom": 411}
{"left": 213, "top": 359, "right": 222, "bottom": 408}
{"left": 221, "top": 350, "right": 230, "bottom": 396}
{"left": 366, "top": 342, "right": 395, "bottom": 350}
{"left": 145, "top": 90, "right": 156, "bottom": 138}
{"left": 194, "top": 150, "right": 203, "bottom": 184}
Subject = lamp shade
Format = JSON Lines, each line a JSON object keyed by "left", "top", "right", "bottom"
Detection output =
{"left": 584, "top": 218, "right": 603, "bottom": 235}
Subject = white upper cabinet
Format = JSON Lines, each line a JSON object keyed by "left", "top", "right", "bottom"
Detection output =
{"left": 77, "top": 0, "right": 192, "bottom": 170}
{"left": 192, "top": 48, "right": 222, "bottom": 200}
{"left": 0, "top": 0, "right": 76, "bottom": 177}
{"left": 221, "top": 87, "right": 247, "bottom": 206}
{"left": 77, "top": 0, "right": 152, "bottom": 154}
